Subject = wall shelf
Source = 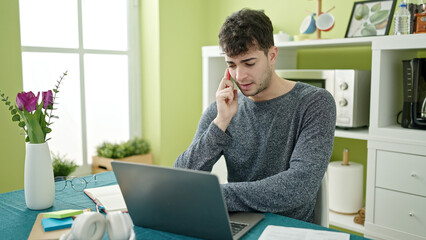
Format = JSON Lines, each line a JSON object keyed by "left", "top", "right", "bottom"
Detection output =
{"left": 335, "top": 128, "right": 368, "bottom": 140}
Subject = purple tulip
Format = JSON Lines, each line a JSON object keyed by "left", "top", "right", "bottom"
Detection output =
{"left": 42, "top": 90, "right": 54, "bottom": 109}
{"left": 16, "top": 91, "right": 39, "bottom": 112}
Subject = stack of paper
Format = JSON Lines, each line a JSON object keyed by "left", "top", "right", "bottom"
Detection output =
{"left": 259, "top": 225, "right": 350, "bottom": 240}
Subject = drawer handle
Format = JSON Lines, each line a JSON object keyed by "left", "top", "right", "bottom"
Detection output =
{"left": 409, "top": 212, "right": 414, "bottom": 217}
{"left": 410, "top": 172, "right": 417, "bottom": 177}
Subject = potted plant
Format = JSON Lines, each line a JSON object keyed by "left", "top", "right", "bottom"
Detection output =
{"left": 52, "top": 152, "right": 78, "bottom": 177}
{"left": 92, "top": 137, "right": 152, "bottom": 173}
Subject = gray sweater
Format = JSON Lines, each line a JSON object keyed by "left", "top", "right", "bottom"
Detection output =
{"left": 174, "top": 82, "right": 336, "bottom": 222}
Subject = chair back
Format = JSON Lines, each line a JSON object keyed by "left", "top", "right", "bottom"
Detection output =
{"left": 314, "top": 172, "right": 329, "bottom": 227}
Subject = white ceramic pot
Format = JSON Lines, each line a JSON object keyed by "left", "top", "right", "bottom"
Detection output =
{"left": 24, "top": 142, "right": 55, "bottom": 210}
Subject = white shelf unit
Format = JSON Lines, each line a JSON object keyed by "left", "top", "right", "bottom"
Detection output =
{"left": 202, "top": 34, "right": 426, "bottom": 238}
{"left": 364, "top": 34, "right": 426, "bottom": 240}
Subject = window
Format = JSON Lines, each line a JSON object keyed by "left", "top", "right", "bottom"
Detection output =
{"left": 19, "top": 0, "right": 141, "bottom": 173}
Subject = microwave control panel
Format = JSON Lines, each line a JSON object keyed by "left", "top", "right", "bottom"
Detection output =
{"left": 335, "top": 70, "right": 371, "bottom": 128}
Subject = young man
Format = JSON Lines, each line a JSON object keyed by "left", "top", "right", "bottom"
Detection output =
{"left": 174, "top": 8, "right": 336, "bottom": 223}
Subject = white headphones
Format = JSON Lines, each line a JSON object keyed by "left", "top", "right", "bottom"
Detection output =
{"left": 60, "top": 212, "right": 135, "bottom": 240}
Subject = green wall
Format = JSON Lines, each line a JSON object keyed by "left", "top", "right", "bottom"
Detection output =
{"left": 0, "top": 0, "right": 25, "bottom": 193}
{"left": 140, "top": 0, "right": 208, "bottom": 166}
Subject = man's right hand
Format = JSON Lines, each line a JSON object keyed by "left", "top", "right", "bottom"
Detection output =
{"left": 214, "top": 69, "right": 238, "bottom": 132}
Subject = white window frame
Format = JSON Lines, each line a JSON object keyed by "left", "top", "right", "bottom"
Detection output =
{"left": 20, "top": 0, "right": 141, "bottom": 175}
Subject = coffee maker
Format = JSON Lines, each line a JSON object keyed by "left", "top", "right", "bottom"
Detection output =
{"left": 402, "top": 58, "right": 426, "bottom": 130}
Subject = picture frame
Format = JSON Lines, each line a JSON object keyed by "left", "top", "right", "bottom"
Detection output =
{"left": 345, "top": 0, "right": 396, "bottom": 38}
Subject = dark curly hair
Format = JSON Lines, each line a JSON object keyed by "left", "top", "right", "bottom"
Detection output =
{"left": 219, "top": 8, "right": 274, "bottom": 57}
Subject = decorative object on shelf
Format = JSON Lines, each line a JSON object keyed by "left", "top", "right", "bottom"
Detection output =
{"left": 0, "top": 71, "right": 67, "bottom": 210}
{"left": 300, "top": 13, "right": 317, "bottom": 34}
{"left": 92, "top": 137, "right": 152, "bottom": 174}
{"left": 328, "top": 149, "right": 364, "bottom": 214}
{"left": 301, "top": 0, "right": 335, "bottom": 39}
{"left": 345, "top": 0, "right": 396, "bottom": 38}
{"left": 316, "top": 12, "right": 335, "bottom": 32}
{"left": 273, "top": 31, "right": 292, "bottom": 44}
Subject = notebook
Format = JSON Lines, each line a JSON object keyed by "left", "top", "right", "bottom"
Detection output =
{"left": 111, "top": 161, "right": 264, "bottom": 240}
{"left": 84, "top": 184, "right": 127, "bottom": 213}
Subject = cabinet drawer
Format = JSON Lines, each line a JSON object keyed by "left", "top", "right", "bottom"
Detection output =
{"left": 376, "top": 150, "right": 426, "bottom": 196}
{"left": 375, "top": 188, "right": 426, "bottom": 238}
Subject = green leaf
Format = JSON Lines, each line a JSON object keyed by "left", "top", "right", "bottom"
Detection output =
{"left": 0, "top": 93, "right": 4, "bottom": 97}
{"left": 11, "top": 109, "right": 17, "bottom": 114}
{"left": 18, "top": 121, "right": 25, "bottom": 127}
{"left": 6, "top": 101, "right": 10, "bottom": 105}
{"left": 45, "top": 127, "right": 52, "bottom": 133}
{"left": 53, "top": 89, "right": 59, "bottom": 93}
{"left": 12, "top": 114, "right": 20, "bottom": 121}
{"left": 25, "top": 136, "right": 30, "bottom": 142}
{"left": 23, "top": 110, "right": 45, "bottom": 143}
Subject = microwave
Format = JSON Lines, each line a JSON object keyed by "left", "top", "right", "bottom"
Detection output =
{"left": 275, "top": 69, "right": 371, "bottom": 128}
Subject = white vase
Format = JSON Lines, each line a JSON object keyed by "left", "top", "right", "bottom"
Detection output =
{"left": 24, "top": 142, "right": 55, "bottom": 210}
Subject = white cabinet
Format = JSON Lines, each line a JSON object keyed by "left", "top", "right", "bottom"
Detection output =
{"left": 366, "top": 141, "right": 426, "bottom": 240}
{"left": 202, "top": 34, "right": 426, "bottom": 239}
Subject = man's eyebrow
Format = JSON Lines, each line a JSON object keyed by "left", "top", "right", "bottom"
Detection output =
{"left": 226, "top": 57, "right": 257, "bottom": 64}
{"left": 241, "top": 57, "right": 256, "bottom": 63}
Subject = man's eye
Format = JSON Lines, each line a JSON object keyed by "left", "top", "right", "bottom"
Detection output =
{"left": 246, "top": 63, "right": 255, "bottom": 66}
{"left": 228, "top": 65, "right": 236, "bottom": 69}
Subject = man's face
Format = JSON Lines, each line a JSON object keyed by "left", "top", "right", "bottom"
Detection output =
{"left": 225, "top": 46, "right": 274, "bottom": 100}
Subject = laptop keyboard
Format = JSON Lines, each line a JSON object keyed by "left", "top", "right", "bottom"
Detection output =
{"left": 230, "top": 221, "right": 248, "bottom": 236}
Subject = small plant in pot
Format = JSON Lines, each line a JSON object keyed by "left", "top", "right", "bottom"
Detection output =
{"left": 52, "top": 152, "right": 78, "bottom": 177}
{"left": 92, "top": 137, "right": 152, "bottom": 173}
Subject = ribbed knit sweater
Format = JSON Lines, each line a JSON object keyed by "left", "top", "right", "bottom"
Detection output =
{"left": 174, "top": 82, "right": 336, "bottom": 222}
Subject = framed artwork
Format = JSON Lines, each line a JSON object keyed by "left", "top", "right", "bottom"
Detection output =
{"left": 345, "top": 0, "right": 396, "bottom": 38}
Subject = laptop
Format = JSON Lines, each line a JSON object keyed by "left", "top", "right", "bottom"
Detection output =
{"left": 111, "top": 161, "right": 264, "bottom": 240}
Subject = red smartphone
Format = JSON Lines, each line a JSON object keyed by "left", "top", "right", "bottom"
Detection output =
{"left": 226, "top": 69, "right": 234, "bottom": 82}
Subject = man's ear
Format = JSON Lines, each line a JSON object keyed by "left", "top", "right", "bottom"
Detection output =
{"left": 268, "top": 46, "right": 278, "bottom": 65}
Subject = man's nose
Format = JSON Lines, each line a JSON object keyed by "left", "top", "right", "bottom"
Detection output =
{"left": 235, "top": 67, "right": 247, "bottom": 82}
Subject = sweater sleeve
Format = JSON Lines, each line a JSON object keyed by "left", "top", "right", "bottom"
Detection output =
{"left": 222, "top": 90, "right": 336, "bottom": 220}
{"left": 174, "top": 103, "right": 231, "bottom": 171}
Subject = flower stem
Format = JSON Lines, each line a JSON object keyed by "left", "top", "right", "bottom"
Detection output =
{"left": 46, "top": 71, "right": 67, "bottom": 127}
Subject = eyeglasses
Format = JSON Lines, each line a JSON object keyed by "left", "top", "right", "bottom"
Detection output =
{"left": 54, "top": 175, "right": 97, "bottom": 192}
